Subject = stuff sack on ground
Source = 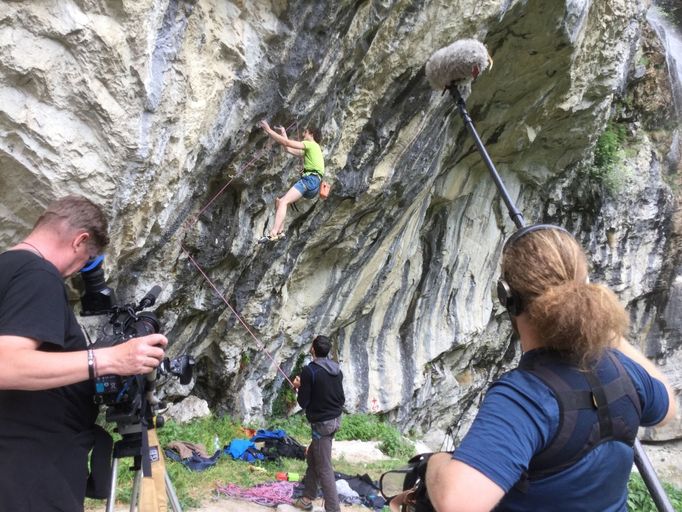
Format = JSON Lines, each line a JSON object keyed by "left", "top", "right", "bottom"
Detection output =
{"left": 164, "top": 440, "right": 221, "bottom": 472}
{"left": 226, "top": 439, "right": 266, "bottom": 463}
{"left": 334, "top": 472, "right": 386, "bottom": 510}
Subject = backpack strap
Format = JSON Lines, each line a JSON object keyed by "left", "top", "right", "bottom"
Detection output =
{"left": 605, "top": 351, "right": 642, "bottom": 417}
{"left": 515, "top": 350, "right": 641, "bottom": 491}
{"left": 584, "top": 367, "right": 613, "bottom": 438}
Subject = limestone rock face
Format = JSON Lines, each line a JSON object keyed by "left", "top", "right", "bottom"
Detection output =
{"left": 165, "top": 395, "right": 211, "bottom": 424}
{"left": 1, "top": 0, "right": 680, "bottom": 438}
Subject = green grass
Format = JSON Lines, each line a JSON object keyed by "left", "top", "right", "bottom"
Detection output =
{"left": 336, "top": 413, "right": 415, "bottom": 458}
{"left": 85, "top": 413, "right": 412, "bottom": 510}
{"left": 337, "top": 413, "right": 416, "bottom": 459}
{"left": 627, "top": 473, "right": 682, "bottom": 511}
{"left": 85, "top": 414, "right": 682, "bottom": 511}
{"left": 270, "top": 412, "right": 416, "bottom": 459}
{"left": 267, "top": 412, "right": 310, "bottom": 440}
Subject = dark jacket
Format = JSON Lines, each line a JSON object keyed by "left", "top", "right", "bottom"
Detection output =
{"left": 297, "top": 357, "right": 345, "bottom": 423}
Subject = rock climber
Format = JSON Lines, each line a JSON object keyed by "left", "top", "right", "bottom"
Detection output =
{"left": 258, "top": 119, "right": 324, "bottom": 242}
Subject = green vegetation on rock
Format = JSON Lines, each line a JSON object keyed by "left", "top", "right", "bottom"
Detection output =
{"left": 588, "top": 122, "right": 631, "bottom": 196}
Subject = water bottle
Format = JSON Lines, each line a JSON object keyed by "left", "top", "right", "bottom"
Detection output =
{"left": 213, "top": 434, "right": 220, "bottom": 453}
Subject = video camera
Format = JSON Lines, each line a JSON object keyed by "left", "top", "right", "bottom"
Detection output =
{"left": 79, "top": 257, "right": 194, "bottom": 432}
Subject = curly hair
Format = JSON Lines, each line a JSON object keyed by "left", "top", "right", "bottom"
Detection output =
{"left": 501, "top": 228, "right": 628, "bottom": 367}
{"left": 306, "top": 126, "right": 322, "bottom": 144}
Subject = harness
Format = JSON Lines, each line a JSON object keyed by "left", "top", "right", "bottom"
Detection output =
{"left": 301, "top": 169, "right": 323, "bottom": 178}
{"left": 515, "top": 350, "right": 642, "bottom": 491}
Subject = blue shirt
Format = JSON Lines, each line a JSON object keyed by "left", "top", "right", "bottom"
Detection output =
{"left": 452, "top": 349, "right": 669, "bottom": 511}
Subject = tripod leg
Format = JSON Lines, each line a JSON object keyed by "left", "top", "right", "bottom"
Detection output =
{"left": 130, "top": 469, "right": 142, "bottom": 512}
{"left": 106, "top": 458, "right": 120, "bottom": 512}
{"left": 164, "top": 470, "right": 183, "bottom": 512}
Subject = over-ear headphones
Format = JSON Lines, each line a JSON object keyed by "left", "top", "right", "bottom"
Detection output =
{"left": 497, "top": 278, "right": 522, "bottom": 316}
{"left": 497, "top": 224, "right": 570, "bottom": 316}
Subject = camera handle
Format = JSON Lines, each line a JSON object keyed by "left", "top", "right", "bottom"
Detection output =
{"left": 451, "top": 87, "right": 675, "bottom": 512}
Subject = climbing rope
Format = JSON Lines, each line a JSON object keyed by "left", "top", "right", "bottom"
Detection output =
{"left": 180, "top": 120, "right": 300, "bottom": 388}
{"left": 180, "top": 245, "right": 295, "bottom": 388}
{"left": 184, "top": 120, "right": 298, "bottom": 232}
{"left": 215, "top": 481, "right": 296, "bottom": 507}
{"left": 184, "top": 144, "right": 269, "bottom": 230}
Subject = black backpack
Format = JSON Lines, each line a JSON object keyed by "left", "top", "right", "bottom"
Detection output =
{"left": 261, "top": 435, "right": 306, "bottom": 461}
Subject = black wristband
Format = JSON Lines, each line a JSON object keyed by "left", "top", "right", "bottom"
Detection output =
{"left": 87, "top": 349, "right": 96, "bottom": 380}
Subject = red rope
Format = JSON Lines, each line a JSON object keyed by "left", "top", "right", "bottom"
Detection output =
{"left": 184, "top": 148, "right": 267, "bottom": 230}
{"left": 178, "top": 120, "right": 300, "bottom": 390}
{"left": 184, "top": 121, "right": 298, "bottom": 230}
{"left": 180, "top": 244, "right": 295, "bottom": 388}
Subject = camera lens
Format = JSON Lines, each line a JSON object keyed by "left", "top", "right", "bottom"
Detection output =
{"left": 127, "top": 312, "right": 160, "bottom": 337}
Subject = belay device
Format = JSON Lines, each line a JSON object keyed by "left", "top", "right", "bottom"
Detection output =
{"left": 378, "top": 39, "right": 674, "bottom": 512}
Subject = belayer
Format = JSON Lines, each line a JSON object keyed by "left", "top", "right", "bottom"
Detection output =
{"left": 408, "top": 226, "right": 676, "bottom": 512}
{"left": 258, "top": 119, "right": 325, "bottom": 242}
{"left": 292, "top": 335, "right": 345, "bottom": 512}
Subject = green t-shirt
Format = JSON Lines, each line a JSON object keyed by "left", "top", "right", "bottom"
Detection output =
{"left": 302, "top": 140, "right": 325, "bottom": 176}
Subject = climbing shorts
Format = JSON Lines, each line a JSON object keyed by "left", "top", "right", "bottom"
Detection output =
{"left": 293, "top": 174, "right": 321, "bottom": 199}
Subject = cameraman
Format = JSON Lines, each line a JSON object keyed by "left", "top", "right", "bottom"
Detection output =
{"left": 423, "top": 227, "right": 676, "bottom": 512}
{"left": 0, "top": 195, "right": 168, "bottom": 511}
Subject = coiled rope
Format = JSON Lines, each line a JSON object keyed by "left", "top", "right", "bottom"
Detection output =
{"left": 215, "top": 481, "right": 296, "bottom": 507}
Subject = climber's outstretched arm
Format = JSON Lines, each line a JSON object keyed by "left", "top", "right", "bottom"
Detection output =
{"left": 259, "top": 120, "right": 305, "bottom": 152}
{"left": 275, "top": 125, "right": 304, "bottom": 156}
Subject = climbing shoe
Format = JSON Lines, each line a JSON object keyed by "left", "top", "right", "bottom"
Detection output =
{"left": 293, "top": 497, "right": 313, "bottom": 511}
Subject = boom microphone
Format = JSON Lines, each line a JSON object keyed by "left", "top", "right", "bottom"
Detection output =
{"left": 425, "top": 39, "right": 492, "bottom": 99}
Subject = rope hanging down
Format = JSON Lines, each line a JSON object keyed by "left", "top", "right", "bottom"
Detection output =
{"left": 180, "top": 246, "right": 295, "bottom": 388}
{"left": 180, "top": 120, "right": 300, "bottom": 389}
